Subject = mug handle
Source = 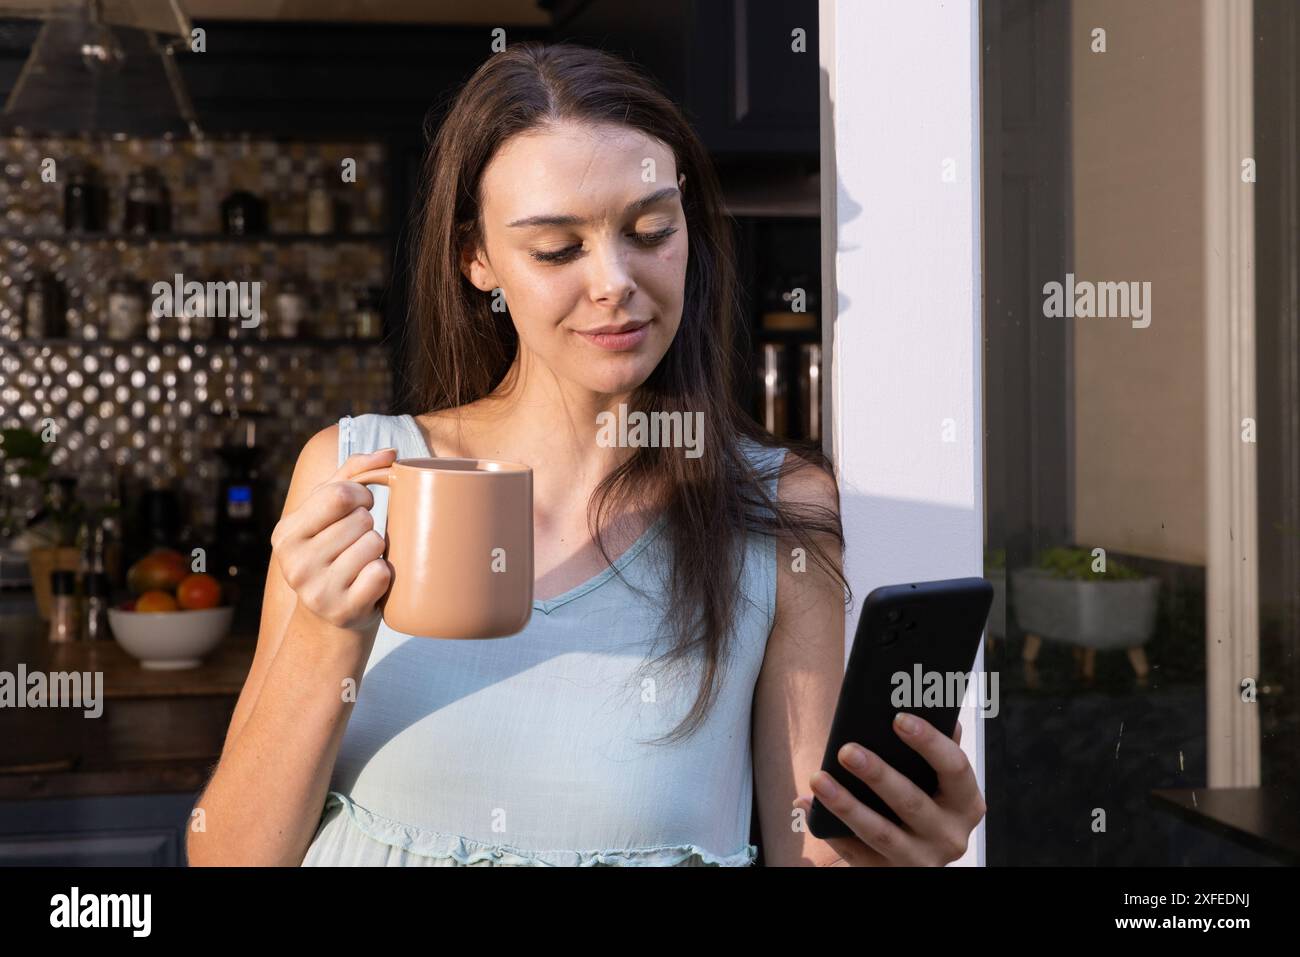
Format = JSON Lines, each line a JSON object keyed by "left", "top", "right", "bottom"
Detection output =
{"left": 352, "top": 466, "right": 392, "bottom": 486}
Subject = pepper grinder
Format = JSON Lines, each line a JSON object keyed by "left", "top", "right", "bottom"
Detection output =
{"left": 83, "top": 571, "right": 112, "bottom": 642}
{"left": 48, "top": 570, "right": 81, "bottom": 643}
{"left": 79, "top": 519, "right": 113, "bottom": 641}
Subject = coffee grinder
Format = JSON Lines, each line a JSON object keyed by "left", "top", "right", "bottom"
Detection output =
{"left": 214, "top": 408, "right": 273, "bottom": 629}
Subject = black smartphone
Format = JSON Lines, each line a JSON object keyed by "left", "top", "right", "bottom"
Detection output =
{"left": 807, "top": 576, "right": 994, "bottom": 840}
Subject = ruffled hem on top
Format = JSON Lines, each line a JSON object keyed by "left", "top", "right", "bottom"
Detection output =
{"left": 303, "top": 791, "right": 757, "bottom": 867}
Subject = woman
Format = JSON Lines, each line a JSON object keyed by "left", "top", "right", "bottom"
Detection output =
{"left": 187, "top": 42, "right": 986, "bottom": 867}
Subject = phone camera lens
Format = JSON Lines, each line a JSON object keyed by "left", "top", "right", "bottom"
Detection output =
{"left": 886, "top": 609, "right": 901, "bottom": 623}
{"left": 904, "top": 620, "right": 916, "bottom": 631}
{"left": 882, "top": 629, "right": 899, "bottom": 645}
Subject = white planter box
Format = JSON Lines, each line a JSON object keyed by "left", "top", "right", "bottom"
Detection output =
{"left": 1010, "top": 568, "right": 1159, "bottom": 650}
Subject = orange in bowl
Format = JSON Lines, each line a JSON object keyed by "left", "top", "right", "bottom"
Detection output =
{"left": 135, "top": 590, "right": 178, "bottom": 612}
{"left": 177, "top": 573, "right": 222, "bottom": 610}
{"left": 127, "top": 550, "right": 188, "bottom": 596}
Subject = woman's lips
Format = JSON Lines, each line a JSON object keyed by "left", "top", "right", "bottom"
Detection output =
{"left": 575, "top": 321, "right": 650, "bottom": 351}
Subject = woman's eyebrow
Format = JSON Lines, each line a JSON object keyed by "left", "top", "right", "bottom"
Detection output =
{"left": 506, "top": 186, "right": 680, "bottom": 229}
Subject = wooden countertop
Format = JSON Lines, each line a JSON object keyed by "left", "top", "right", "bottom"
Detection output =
{"left": 0, "top": 606, "right": 256, "bottom": 800}
{"left": 39, "top": 632, "right": 256, "bottom": 698}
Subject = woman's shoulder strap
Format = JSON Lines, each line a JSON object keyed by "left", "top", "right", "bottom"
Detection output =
{"left": 736, "top": 434, "right": 791, "bottom": 505}
{"left": 336, "top": 413, "right": 408, "bottom": 468}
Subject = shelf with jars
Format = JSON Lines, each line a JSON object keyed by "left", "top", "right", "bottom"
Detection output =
{"left": 13, "top": 336, "right": 388, "bottom": 348}
{"left": 0, "top": 232, "right": 390, "bottom": 245}
{"left": 0, "top": 135, "right": 398, "bottom": 573}
{"left": 16, "top": 269, "right": 389, "bottom": 343}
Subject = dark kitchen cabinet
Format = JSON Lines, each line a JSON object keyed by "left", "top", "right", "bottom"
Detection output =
{"left": 548, "top": 0, "right": 820, "bottom": 157}
{"left": 0, "top": 619, "right": 247, "bottom": 868}
{"left": 0, "top": 793, "right": 198, "bottom": 866}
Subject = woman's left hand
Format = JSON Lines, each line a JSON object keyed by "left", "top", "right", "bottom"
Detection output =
{"left": 792, "top": 713, "right": 986, "bottom": 866}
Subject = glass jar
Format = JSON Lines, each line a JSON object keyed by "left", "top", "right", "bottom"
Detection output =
{"left": 23, "top": 271, "right": 68, "bottom": 338}
{"left": 64, "top": 162, "right": 105, "bottom": 233}
{"left": 351, "top": 286, "right": 383, "bottom": 339}
{"left": 106, "top": 277, "right": 146, "bottom": 340}
{"left": 221, "top": 190, "right": 267, "bottom": 236}
{"left": 273, "top": 280, "right": 310, "bottom": 338}
{"left": 124, "top": 167, "right": 171, "bottom": 234}
{"left": 306, "top": 169, "right": 334, "bottom": 235}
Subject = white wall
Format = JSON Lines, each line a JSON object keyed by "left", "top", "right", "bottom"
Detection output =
{"left": 820, "top": 0, "right": 986, "bottom": 866}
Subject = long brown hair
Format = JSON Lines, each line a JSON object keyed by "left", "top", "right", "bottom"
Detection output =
{"left": 400, "top": 41, "right": 849, "bottom": 744}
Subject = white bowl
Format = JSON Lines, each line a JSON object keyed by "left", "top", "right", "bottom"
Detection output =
{"left": 108, "top": 605, "right": 234, "bottom": 669}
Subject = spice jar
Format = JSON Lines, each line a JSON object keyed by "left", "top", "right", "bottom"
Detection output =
{"left": 221, "top": 190, "right": 267, "bottom": 236}
{"left": 273, "top": 279, "right": 310, "bottom": 338}
{"left": 64, "top": 161, "right": 106, "bottom": 233}
{"left": 306, "top": 168, "right": 334, "bottom": 235}
{"left": 106, "top": 277, "right": 146, "bottom": 340}
{"left": 48, "top": 570, "right": 81, "bottom": 643}
{"left": 352, "top": 286, "right": 383, "bottom": 339}
{"left": 124, "top": 167, "right": 171, "bottom": 234}
{"left": 23, "top": 271, "right": 68, "bottom": 338}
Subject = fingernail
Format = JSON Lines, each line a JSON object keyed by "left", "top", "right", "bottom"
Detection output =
{"left": 895, "top": 712, "right": 919, "bottom": 735}
{"left": 811, "top": 771, "right": 839, "bottom": 798}
{"left": 376, "top": 447, "right": 397, "bottom": 455}
{"left": 840, "top": 743, "right": 868, "bottom": 770}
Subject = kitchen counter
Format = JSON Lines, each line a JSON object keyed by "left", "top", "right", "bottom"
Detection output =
{"left": 0, "top": 605, "right": 255, "bottom": 800}
{"left": 1150, "top": 787, "right": 1300, "bottom": 865}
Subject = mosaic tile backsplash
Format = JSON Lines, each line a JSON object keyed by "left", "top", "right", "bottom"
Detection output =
{"left": 0, "top": 136, "right": 397, "bottom": 537}
{"left": 0, "top": 340, "right": 395, "bottom": 533}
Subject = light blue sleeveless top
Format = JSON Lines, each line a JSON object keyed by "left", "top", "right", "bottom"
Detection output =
{"left": 301, "top": 413, "right": 787, "bottom": 866}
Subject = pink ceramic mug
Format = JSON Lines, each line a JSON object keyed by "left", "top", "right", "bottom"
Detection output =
{"left": 351, "top": 456, "right": 533, "bottom": 639}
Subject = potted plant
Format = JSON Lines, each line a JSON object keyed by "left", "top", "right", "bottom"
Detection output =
{"left": 0, "top": 426, "right": 119, "bottom": 619}
{"left": 1011, "top": 545, "right": 1158, "bottom": 683}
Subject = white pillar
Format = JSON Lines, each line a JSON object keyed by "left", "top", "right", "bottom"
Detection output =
{"left": 820, "top": 0, "right": 986, "bottom": 866}
{"left": 1203, "top": 0, "right": 1259, "bottom": 787}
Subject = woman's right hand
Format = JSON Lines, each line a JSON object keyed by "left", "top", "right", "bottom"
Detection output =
{"left": 269, "top": 447, "right": 397, "bottom": 634}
